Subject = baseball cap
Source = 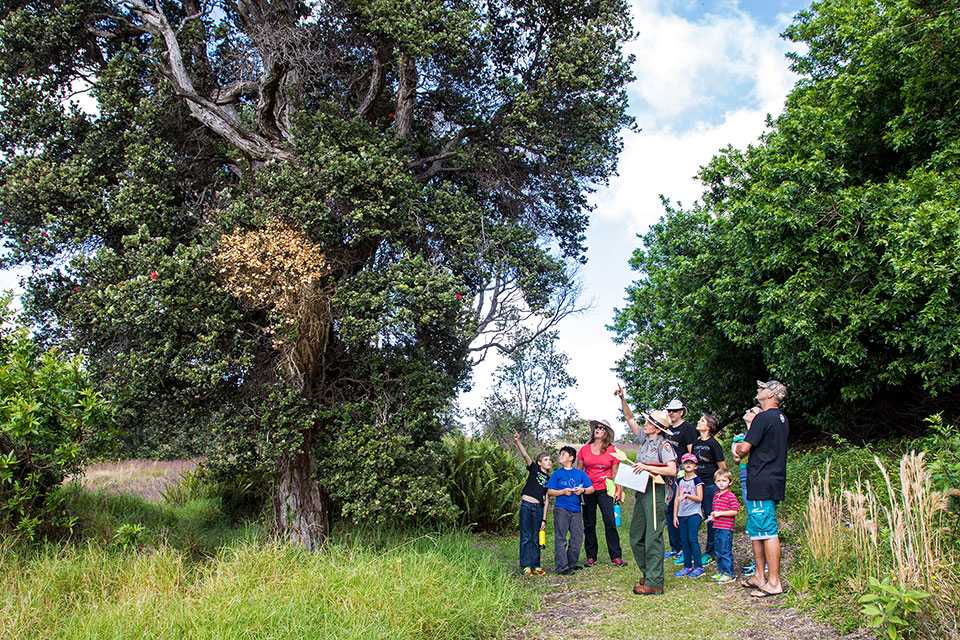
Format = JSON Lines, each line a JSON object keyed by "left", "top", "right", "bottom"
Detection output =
{"left": 757, "top": 380, "right": 788, "bottom": 401}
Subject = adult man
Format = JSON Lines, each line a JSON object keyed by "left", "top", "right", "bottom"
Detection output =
{"left": 663, "top": 398, "right": 696, "bottom": 561}
{"left": 734, "top": 380, "right": 789, "bottom": 597}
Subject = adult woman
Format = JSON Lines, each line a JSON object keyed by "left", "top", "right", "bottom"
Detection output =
{"left": 576, "top": 419, "right": 626, "bottom": 567}
{"left": 616, "top": 385, "right": 678, "bottom": 595}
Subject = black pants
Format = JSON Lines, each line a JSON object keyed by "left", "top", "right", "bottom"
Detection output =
{"left": 582, "top": 490, "right": 622, "bottom": 561}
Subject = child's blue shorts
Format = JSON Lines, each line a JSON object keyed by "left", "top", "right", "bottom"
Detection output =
{"left": 746, "top": 500, "right": 778, "bottom": 540}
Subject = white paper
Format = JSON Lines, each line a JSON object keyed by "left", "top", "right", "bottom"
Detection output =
{"left": 614, "top": 465, "right": 650, "bottom": 492}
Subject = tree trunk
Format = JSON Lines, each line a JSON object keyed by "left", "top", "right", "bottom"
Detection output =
{"left": 272, "top": 437, "right": 328, "bottom": 550}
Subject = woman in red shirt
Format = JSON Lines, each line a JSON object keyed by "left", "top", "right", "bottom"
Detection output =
{"left": 577, "top": 419, "right": 626, "bottom": 567}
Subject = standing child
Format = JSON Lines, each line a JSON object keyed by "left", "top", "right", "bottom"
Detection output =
{"left": 546, "top": 446, "right": 594, "bottom": 575}
{"left": 707, "top": 468, "right": 740, "bottom": 583}
{"left": 673, "top": 453, "right": 705, "bottom": 578}
{"left": 513, "top": 431, "right": 552, "bottom": 576}
{"left": 733, "top": 406, "right": 760, "bottom": 576}
{"left": 691, "top": 413, "right": 726, "bottom": 566}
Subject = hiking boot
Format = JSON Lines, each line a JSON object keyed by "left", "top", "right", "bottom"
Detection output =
{"left": 688, "top": 567, "right": 706, "bottom": 578}
{"left": 611, "top": 558, "right": 627, "bottom": 567}
{"left": 557, "top": 568, "right": 574, "bottom": 575}
{"left": 632, "top": 584, "right": 663, "bottom": 595}
{"left": 583, "top": 558, "right": 597, "bottom": 567}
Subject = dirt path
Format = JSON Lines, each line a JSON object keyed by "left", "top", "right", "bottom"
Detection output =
{"left": 499, "top": 531, "right": 871, "bottom": 640}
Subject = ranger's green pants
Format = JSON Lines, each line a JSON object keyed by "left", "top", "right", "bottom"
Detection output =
{"left": 629, "top": 484, "right": 667, "bottom": 589}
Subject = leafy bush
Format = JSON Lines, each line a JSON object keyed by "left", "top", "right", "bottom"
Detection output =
{"left": 0, "top": 298, "right": 113, "bottom": 539}
{"left": 319, "top": 419, "right": 457, "bottom": 530}
{"left": 445, "top": 436, "right": 523, "bottom": 532}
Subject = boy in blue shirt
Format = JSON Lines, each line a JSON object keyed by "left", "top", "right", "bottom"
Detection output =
{"left": 547, "top": 446, "right": 595, "bottom": 575}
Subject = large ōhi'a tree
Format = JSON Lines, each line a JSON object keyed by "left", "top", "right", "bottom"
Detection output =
{"left": 0, "top": 0, "right": 633, "bottom": 547}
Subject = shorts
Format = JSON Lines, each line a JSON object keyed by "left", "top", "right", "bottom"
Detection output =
{"left": 746, "top": 500, "right": 778, "bottom": 540}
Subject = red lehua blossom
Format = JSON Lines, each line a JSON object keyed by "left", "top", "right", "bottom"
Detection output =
{"left": 75, "top": 286, "right": 81, "bottom": 292}
{"left": 455, "top": 294, "right": 463, "bottom": 300}
{"left": 150, "top": 271, "right": 158, "bottom": 280}
{"left": 388, "top": 113, "right": 395, "bottom": 119}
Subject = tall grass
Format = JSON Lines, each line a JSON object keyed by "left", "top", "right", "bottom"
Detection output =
{"left": 0, "top": 531, "right": 532, "bottom": 640}
{"left": 801, "top": 451, "right": 959, "bottom": 636}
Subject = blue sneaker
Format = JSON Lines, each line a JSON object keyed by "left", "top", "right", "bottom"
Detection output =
{"left": 688, "top": 567, "right": 706, "bottom": 578}
{"left": 672, "top": 555, "right": 685, "bottom": 565}
{"left": 701, "top": 554, "right": 715, "bottom": 566}
{"left": 663, "top": 551, "right": 676, "bottom": 559}
{"left": 673, "top": 567, "right": 691, "bottom": 577}
{"left": 742, "top": 560, "right": 756, "bottom": 576}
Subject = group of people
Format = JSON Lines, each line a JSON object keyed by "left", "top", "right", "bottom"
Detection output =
{"left": 513, "top": 380, "right": 790, "bottom": 598}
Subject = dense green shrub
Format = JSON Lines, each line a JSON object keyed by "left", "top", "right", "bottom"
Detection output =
{"left": 445, "top": 436, "right": 523, "bottom": 532}
{"left": 0, "top": 299, "right": 113, "bottom": 539}
{"left": 319, "top": 419, "right": 457, "bottom": 530}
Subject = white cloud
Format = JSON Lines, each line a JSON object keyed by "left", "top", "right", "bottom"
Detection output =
{"left": 459, "top": 0, "right": 806, "bottom": 433}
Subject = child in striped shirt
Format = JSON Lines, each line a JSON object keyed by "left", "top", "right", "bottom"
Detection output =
{"left": 706, "top": 468, "right": 740, "bottom": 583}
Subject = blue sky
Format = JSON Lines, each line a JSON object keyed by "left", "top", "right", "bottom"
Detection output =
{"left": 1, "top": 0, "right": 814, "bottom": 439}
{"left": 460, "top": 0, "right": 814, "bottom": 435}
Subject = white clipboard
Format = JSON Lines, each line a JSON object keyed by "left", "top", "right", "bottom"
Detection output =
{"left": 614, "top": 465, "right": 650, "bottom": 493}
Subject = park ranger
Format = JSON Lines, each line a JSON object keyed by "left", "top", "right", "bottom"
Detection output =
{"left": 615, "top": 386, "right": 678, "bottom": 595}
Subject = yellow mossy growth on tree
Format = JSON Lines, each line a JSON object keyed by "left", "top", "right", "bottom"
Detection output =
{"left": 214, "top": 220, "right": 336, "bottom": 384}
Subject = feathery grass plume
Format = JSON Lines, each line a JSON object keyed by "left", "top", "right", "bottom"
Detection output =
{"left": 875, "top": 453, "right": 959, "bottom": 635}
{"left": 805, "top": 462, "right": 846, "bottom": 563}
{"left": 843, "top": 476, "right": 881, "bottom": 587}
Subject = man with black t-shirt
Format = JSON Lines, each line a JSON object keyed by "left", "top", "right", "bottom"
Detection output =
{"left": 662, "top": 398, "right": 696, "bottom": 560}
{"left": 735, "top": 381, "right": 789, "bottom": 598}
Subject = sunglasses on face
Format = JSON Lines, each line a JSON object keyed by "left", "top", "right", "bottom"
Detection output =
{"left": 667, "top": 409, "right": 682, "bottom": 413}
{"left": 595, "top": 425, "right": 607, "bottom": 431}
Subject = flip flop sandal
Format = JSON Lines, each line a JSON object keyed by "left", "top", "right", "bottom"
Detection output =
{"left": 740, "top": 579, "right": 762, "bottom": 589}
{"left": 750, "top": 587, "right": 784, "bottom": 598}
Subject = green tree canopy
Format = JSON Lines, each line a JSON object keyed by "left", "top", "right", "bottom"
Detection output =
{"left": 611, "top": 0, "right": 960, "bottom": 440}
{"left": 0, "top": 0, "right": 634, "bottom": 546}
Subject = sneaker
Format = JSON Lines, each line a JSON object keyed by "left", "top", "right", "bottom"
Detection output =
{"left": 572, "top": 565, "right": 584, "bottom": 571}
{"left": 715, "top": 573, "right": 736, "bottom": 584}
{"left": 742, "top": 561, "right": 756, "bottom": 576}
{"left": 672, "top": 555, "right": 685, "bottom": 565}
{"left": 611, "top": 558, "right": 627, "bottom": 567}
{"left": 532, "top": 567, "right": 546, "bottom": 575}
{"left": 711, "top": 573, "right": 723, "bottom": 581}
{"left": 673, "top": 567, "right": 691, "bottom": 577}
{"left": 701, "top": 554, "right": 715, "bottom": 566}
{"left": 557, "top": 568, "right": 575, "bottom": 575}
{"left": 688, "top": 567, "right": 706, "bottom": 578}
{"left": 523, "top": 567, "right": 533, "bottom": 577}
{"left": 663, "top": 551, "right": 674, "bottom": 559}
{"left": 583, "top": 558, "right": 597, "bottom": 567}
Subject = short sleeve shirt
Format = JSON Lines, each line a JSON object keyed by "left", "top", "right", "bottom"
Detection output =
{"left": 577, "top": 444, "right": 619, "bottom": 490}
{"left": 546, "top": 467, "right": 591, "bottom": 513}
{"left": 675, "top": 476, "right": 704, "bottom": 518}
{"left": 520, "top": 461, "right": 549, "bottom": 504}
{"left": 666, "top": 420, "right": 696, "bottom": 459}
{"left": 744, "top": 408, "right": 789, "bottom": 501}
{"left": 637, "top": 435, "right": 677, "bottom": 466}
{"left": 690, "top": 437, "right": 725, "bottom": 484}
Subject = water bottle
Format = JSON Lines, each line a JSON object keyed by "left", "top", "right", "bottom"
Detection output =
{"left": 538, "top": 528, "right": 546, "bottom": 549}
{"left": 614, "top": 504, "right": 621, "bottom": 526}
